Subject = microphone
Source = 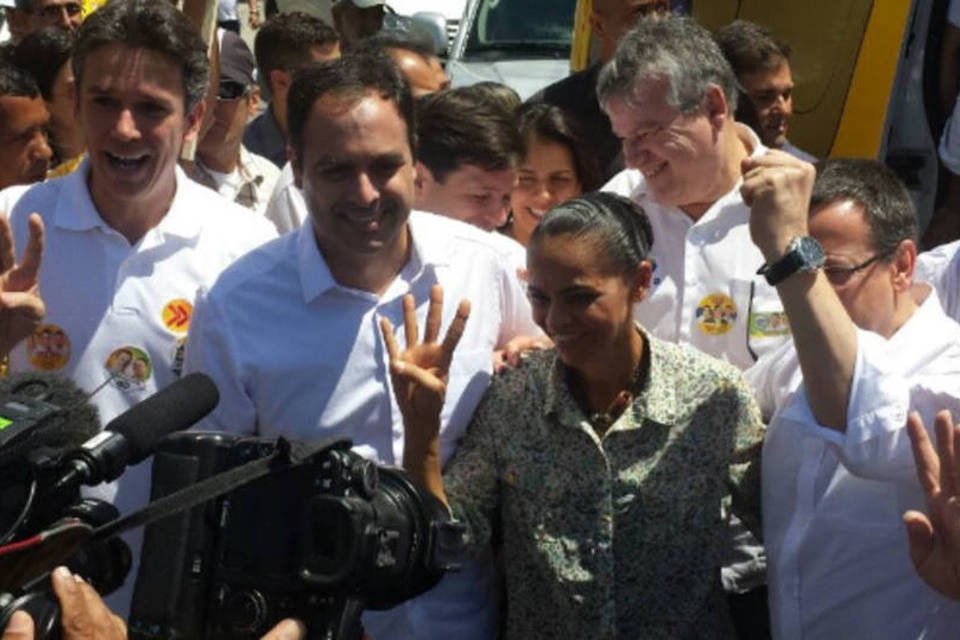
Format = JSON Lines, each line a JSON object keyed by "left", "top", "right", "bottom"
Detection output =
{"left": 0, "top": 372, "right": 101, "bottom": 469}
{"left": 52, "top": 372, "right": 220, "bottom": 492}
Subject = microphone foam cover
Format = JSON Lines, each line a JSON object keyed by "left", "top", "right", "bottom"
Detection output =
{"left": 104, "top": 373, "right": 219, "bottom": 464}
{"left": 0, "top": 372, "right": 101, "bottom": 468}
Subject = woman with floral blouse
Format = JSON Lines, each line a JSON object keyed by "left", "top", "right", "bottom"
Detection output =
{"left": 380, "top": 192, "right": 765, "bottom": 639}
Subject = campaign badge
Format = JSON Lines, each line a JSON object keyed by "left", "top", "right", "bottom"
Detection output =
{"left": 104, "top": 346, "right": 152, "bottom": 391}
{"left": 161, "top": 299, "right": 192, "bottom": 334}
{"left": 26, "top": 324, "right": 70, "bottom": 371}
{"left": 749, "top": 311, "right": 791, "bottom": 338}
{"left": 695, "top": 293, "right": 738, "bottom": 336}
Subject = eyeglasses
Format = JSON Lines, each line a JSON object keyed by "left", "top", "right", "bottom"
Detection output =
{"left": 216, "top": 81, "right": 251, "bottom": 102}
{"left": 823, "top": 250, "right": 893, "bottom": 284}
{"left": 36, "top": 1, "right": 81, "bottom": 19}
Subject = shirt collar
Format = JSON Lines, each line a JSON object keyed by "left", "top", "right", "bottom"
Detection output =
{"left": 295, "top": 210, "right": 454, "bottom": 303}
{"left": 542, "top": 324, "right": 679, "bottom": 431}
{"left": 53, "top": 158, "right": 201, "bottom": 240}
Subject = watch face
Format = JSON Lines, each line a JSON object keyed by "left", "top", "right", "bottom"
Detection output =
{"left": 796, "top": 236, "right": 825, "bottom": 266}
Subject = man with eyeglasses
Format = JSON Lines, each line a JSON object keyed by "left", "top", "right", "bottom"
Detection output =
{"left": 19, "top": 0, "right": 81, "bottom": 32}
{"left": 742, "top": 153, "right": 960, "bottom": 638}
{"left": 187, "top": 29, "right": 279, "bottom": 216}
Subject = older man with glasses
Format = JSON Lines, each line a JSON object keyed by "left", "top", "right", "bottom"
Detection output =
{"left": 187, "top": 28, "right": 280, "bottom": 216}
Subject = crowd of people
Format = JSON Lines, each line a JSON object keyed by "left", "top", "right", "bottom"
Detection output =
{"left": 2, "top": 0, "right": 960, "bottom": 638}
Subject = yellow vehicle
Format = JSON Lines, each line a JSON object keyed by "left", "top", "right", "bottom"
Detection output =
{"left": 572, "top": 0, "right": 943, "bottom": 229}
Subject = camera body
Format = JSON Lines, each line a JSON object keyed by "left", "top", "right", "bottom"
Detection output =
{"left": 129, "top": 432, "right": 463, "bottom": 640}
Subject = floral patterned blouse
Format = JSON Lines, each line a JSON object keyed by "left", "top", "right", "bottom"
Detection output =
{"left": 444, "top": 331, "right": 765, "bottom": 639}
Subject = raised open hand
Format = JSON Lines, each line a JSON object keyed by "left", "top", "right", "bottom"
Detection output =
{"left": 379, "top": 285, "right": 469, "bottom": 503}
{"left": 0, "top": 213, "right": 44, "bottom": 358}
{"left": 379, "top": 285, "right": 470, "bottom": 448}
{"left": 903, "top": 410, "right": 960, "bottom": 600}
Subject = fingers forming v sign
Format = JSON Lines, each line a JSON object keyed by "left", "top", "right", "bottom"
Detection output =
{"left": 0, "top": 213, "right": 44, "bottom": 357}
{"left": 904, "top": 410, "right": 960, "bottom": 600}
{"left": 378, "top": 285, "right": 471, "bottom": 451}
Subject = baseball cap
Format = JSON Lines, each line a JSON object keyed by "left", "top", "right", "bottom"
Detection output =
{"left": 218, "top": 29, "right": 256, "bottom": 86}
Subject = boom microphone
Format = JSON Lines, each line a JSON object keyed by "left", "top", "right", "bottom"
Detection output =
{"left": 51, "top": 372, "right": 220, "bottom": 494}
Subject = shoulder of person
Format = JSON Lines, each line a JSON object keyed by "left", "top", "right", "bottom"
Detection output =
{"left": 410, "top": 210, "right": 523, "bottom": 263}
{"left": 184, "top": 176, "right": 277, "bottom": 238}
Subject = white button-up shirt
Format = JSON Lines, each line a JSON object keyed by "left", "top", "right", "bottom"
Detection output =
{"left": 759, "top": 287, "right": 960, "bottom": 639}
{"left": 602, "top": 126, "right": 788, "bottom": 371}
{"left": 183, "top": 210, "right": 539, "bottom": 640}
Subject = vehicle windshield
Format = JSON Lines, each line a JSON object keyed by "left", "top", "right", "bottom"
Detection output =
{"left": 463, "top": 0, "right": 576, "bottom": 61}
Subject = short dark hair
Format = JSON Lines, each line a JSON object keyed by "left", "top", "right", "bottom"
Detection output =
{"left": 416, "top": 86, "right": 524, "bottom": 182}
{"left": 354, "top": 28, "right": 436, "bottom": 60}
{"left": 530, "top": 192, "right": 655, "bottom": 278}
{"left": 72, "top": 0, "right": 208, "bottom": 111}
{"left": 456, "top": 81, "right": 521, "bottom": 115}
{"left": 13, "top": 26, "right": 75, "bottom": 101}
{"left": 598, "top": 14, "right": 739, "bottom": 114}
{"left": 254, "top": 12, "right": 339, "bottom": 78}
{"left": 810, "top": 158, "right": 917, "bottom": 258}
{"left": 287, "top": 50, "right": 415, "bottom": 164}
{"left": 714, "top": 20, "right": 791, "bottom": 77}
{"left": 517, "top": 103, "right": 602, "bottom": 193}
{"left": 0, "top": 62, "right": 41, "bottom": 99}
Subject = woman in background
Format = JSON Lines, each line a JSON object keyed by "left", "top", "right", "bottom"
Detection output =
{"left": 505, "top": 103, "right": 601, "bottom": 246}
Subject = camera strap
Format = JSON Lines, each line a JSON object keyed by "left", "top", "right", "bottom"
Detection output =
{"left": 88, "top": 436, "right": 350, "bottom": 544}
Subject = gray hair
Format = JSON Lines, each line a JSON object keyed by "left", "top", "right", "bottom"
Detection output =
{"left": 810, "top": 159, "right": 917, "bottom": 259}
{"left": 597, "top": 14, "right": 738, "bottom": 115}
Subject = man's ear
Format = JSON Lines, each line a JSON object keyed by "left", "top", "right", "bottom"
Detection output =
{"left": 248, "top": 86, "right": 261, "bottom": 114}
{"left": 704, "top": 84, "right": 730, "bottom": 130}
{"left": 892, "top": 238, "right": 917, "bottom": 292}
{"left": 183, "top": 99, "right": 207, "bottom": 142}
{"left": 588, "top": 10, "right": 603, "bottom": 37}
{"left": 269, "top": 69, "right": 291, "bottom": 96}
{"left": 413, "top": 160, "right": 430, "bottom": 195}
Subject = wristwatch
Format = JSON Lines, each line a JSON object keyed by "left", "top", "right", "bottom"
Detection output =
{"left": 756, "top": 236, "right": 825, "bottom": 286}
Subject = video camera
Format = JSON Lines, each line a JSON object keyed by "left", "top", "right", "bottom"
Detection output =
{"left": 0, "top": 372, "right": 220, "bottom": 638}
{"left": 129, "top": 432, "right": 464, "bottom": 640}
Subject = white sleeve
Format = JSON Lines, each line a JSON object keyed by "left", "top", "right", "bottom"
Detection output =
{"left": 182, "top": 287, "right": 258, "bottom": 435}
{"left": 916, "top": 242, "right": 960, "bottom": 320}
{"left": 493, "top": 239, "right": 542, "bottom": 346}
{"left": 264, "top": 180, "right": 308, "bottom": 235}
{"left": 779, "top": 329, "right": 916, "bottom": 482}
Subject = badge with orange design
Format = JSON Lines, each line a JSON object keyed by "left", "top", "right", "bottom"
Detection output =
{"left": 695, "top": 293, "right": 738, "bottom": 335}
{"left": 161, "top": 299, "right": 192, "bottom": 334}
{"left": 26, "top": 324, "right": 70, "bottom": 371}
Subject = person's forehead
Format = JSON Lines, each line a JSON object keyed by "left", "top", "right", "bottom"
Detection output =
{"left": 80, "top": 44, "right": 185, "bottom": 97}
{"left": 0, "top": 94, "right": 49, "bottom": 134}
{"left": 741, "top": 60, "right": 793, "bottom": 90}
{"left": 305, "top": 92, "right": 411, "bottom": 153}
{"left": 597, "top": 0, "right": 666, "bottom": 16}
{"left": 35, "top": 0, "right": 77, "bottom": 8}
{"left": 809, "top": 199, "right": 873, "bottom": 247}
{"left": 444, "top": 163, "right": 516, "bottom": 191}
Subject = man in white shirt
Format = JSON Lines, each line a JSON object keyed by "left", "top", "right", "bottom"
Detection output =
{"left": 0, "top": 0, "right": 276, "bottom": 614}
{"left": 597, "top": 16, "right": 783, "bottom": 628}
{"left": 183, "top": 51, "right": 539, "bottom": 640}
{"left": 742, "top": 153, "right": 960, "bottom": 639}
{"left": 414, "top": 87, "right": 523, "bottom": 233}
{"left": 599, "top": 15, "right": 788, "bottom": 372}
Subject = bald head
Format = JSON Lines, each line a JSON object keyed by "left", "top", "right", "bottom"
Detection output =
{"left": 386, "top": 48, "right": 449, "bottom": 97}
{"left": 590, "top": 0, "right": 669, "bottom": 62}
